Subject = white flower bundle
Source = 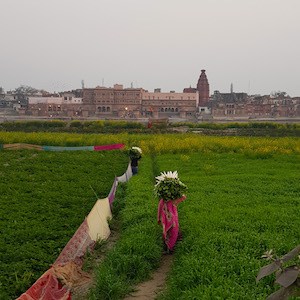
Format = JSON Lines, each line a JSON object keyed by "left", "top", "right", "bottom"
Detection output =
{"left": 129, "top": 146, "right": 142, "bottom": 159}
{"left": 154, "top": 171, "right": 187, "bottom": 201}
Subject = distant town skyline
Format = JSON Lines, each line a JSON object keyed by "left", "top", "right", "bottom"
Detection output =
{"left": 1, "top": 0, "right": 300, "bottom": 96}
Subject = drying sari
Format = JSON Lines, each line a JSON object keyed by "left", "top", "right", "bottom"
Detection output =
{"left": 157, "top": 195, "right": 186, "bottom": 251}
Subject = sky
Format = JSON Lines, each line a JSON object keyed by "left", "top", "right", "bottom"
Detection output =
{"left": 1, "top": 0, "right": 300, "bottom": 96}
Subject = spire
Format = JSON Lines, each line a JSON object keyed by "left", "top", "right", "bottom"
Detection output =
{"left": 197, "top": 70, "right": 210, "bottom": 106}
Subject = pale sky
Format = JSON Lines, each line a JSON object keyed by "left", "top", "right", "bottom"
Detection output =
{"left": 1, "top": 0, "right": 299, "bottom": 96}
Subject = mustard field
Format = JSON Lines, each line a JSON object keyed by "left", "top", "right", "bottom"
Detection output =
{"left": 1, "top": 131, "right": 299, "bottom": 155}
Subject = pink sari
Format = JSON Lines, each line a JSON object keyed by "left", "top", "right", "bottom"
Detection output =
{"left": 157, "top": 195, "right": 186, "bottom": 251}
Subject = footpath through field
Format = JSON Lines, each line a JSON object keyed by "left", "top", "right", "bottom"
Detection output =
{"left": 123, "top": 255, "right": 173, "bottom": 300}
{"left": 2, "top": 137, "right": 300, "bottom": 299}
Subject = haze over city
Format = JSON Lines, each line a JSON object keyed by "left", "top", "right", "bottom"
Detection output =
{"left": 1, "top": 0, "right": 300, "bottom": 96}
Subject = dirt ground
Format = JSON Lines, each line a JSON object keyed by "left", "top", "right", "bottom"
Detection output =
{"left": 72, "top": 249, "right": 173, "bottom": 299}
{"left": 123, "top": 255, "right": 173, "bottom": 300}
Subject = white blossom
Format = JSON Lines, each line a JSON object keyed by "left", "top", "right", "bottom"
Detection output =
{"left": 154, "top": 170, "right": 187, "bottom": 200}
{"left": 261, "top": 249, "right": 274, "bottom": 260}
{"left": 155, "top": 171, "right": 178, "bottom": 183}
{"left": 131, "top": 146, "right": 142, "bottom": 154}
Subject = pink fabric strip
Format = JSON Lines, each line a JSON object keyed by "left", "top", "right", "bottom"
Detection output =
{"left": 17, "top": 268, "right": 71, "bottom": 300}
{"left": 54, "top": 219, "right": 93, "bottom": 266}
{"left": 93, "top": 143, "right": 125, "bottom": 151}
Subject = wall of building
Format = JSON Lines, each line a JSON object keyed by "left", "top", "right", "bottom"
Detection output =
{"left": 83, "top": 87, "right": 142, "bottom": 118}
{"left": 27, "top": 96, "right": 83, "bottom": 117}
{"left": 141, "top": 91, "right": 198, "bottom": 119}
{"left": 211, "top": 96, "right": 300, "bottom": 118}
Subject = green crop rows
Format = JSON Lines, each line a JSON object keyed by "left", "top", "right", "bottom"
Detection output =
{"left": 0, "top": 150, "right": 128, "bottom": 299}
{"left": 1, "top": 133, "right": 299, "bottom": 300}
{"left": 90, "top": 155, "right": 162, "bottom": 299}
{"left": 92, "top": 152, "right": 300, "bottom": 299}
{"left": 156, "top": 153, "right": 300, "bottom": 299}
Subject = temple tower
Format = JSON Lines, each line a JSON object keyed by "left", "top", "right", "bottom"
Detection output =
{"left": 197, "top": 70, "right": 210, "bottom": 106}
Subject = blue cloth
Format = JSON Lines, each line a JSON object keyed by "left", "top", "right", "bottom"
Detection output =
{"left": 132, "top": 166, "right": 138, "bottom": 175}
{"left": 43, "top": 146, "right": 94, "bottom": 151}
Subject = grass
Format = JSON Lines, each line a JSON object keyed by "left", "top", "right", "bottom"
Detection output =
{"left": 89, "top": 152, "right": 299, "bottom": 300}
{"left": 1, "top": 133, "right": 299, "bottom": 299}
{"left": 89, "top": 156, "right": 162, "bottom": 300}
{"left": 156, "top": 152, "right": 300, "bottom": 299}
{"left": 1, "top": 120, "right": 299, "bottom": 136}
{"left": 0, "top": 150, "right": 128, "bottom": 299}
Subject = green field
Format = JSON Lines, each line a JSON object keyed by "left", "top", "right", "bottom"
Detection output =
{"left": 91, "top": 152, "right": 300, "bottom": 300}
{"left": 0, "top": 150, "right": 128, "bottom": 299}
{"left": 0, "top": 120, "right": 299, "bottom": 136}
{"left": 156, "top": 152, "right": 300, "bottom": 299}
{"left": 1, "top": 133, "right": 299, "bottom": 299}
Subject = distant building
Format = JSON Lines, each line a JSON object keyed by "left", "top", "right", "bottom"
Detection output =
{"left": 82, "top": 84, "right": 197, "bottom": 119}
{"left": 0, "top": 90, "right": 6, "bottom": 108}
{"left": 141, "top": 90, "right": 198, "bottom": 119}
{"left": 4, "top": 69, "right": 300, "bottom": 120}
{"left": 197, "top": 70, "right": 210, "bottom": 106}
{"left": 211, "top": 90, "right": 248, "bottom": 117}
{"left": 246, "top": 95, "right": 300, "bottom": 118}
{"left": 82, "top": 84, "right": 144, "bottom": 118}
{"left": 183, "top": 86, "right": 197, "bottom": 93}
{"left": 27, "top": 92, "right": 83, "bottom": 117}
{"left": 183, "top": 70, "right": 211, "bottom": 118}
{"left": 210, "top": 90, "right": 300, "bottom": 118}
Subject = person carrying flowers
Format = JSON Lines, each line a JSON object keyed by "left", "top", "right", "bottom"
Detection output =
{"left": 155, "top": 171, "right": 187, "bottom": 253}
{"left": 129, "top": 146, "right": 142, "bottom": 175}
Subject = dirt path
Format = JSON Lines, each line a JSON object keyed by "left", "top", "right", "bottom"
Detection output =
{"left": 124, "top": 255, "right": 173, "bottom": 300}
{"left": 71, "top": 230, "right": 120, "bottom": 300}
{"left": 71, "top": 228, "right": 174, "bottom": 300}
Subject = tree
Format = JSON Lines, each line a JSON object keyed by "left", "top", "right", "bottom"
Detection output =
{"left": 13, "top": 85, "right": 39, "bottom": 108}
{"left": 14, "top": 85, "right": 38, "bottom": 96}
{"left": 271, "top": 91, "right": 289, "bottom": 98}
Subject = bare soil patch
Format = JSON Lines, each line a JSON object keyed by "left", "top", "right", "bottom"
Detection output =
{"left": 123, "top": 254, "right": 173, "bottom": 300}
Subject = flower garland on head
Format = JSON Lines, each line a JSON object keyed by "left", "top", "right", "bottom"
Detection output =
{"left": 129, "top": 146, "right": 142, "bottom": 160}
{"left": 154, "top": 171, "right": 187, "bottom": 201}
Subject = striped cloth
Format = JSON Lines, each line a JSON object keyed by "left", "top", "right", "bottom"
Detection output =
{"left": 0, "top": 143, "right": 125, "bottom": 151}
{"left": 43, "top": 146, "right": 94, "bottom": 151}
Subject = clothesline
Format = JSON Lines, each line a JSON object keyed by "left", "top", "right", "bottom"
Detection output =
{"left": 0, "top": 143, "right": 125, "bottom": 151}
